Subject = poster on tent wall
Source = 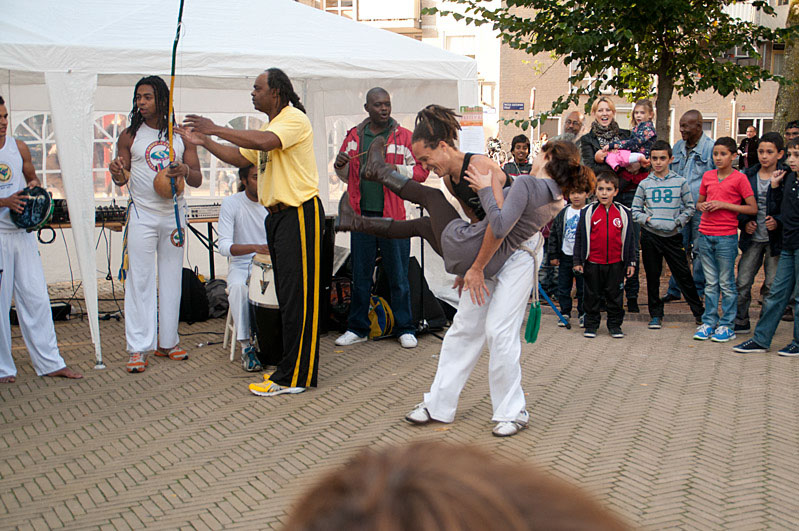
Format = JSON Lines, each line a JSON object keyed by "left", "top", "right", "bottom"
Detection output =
{"left": 459, "top": 106, "right": 485, "bottom": 154}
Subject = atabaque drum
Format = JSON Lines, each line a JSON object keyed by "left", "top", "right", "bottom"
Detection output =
{"left": 11, "top": 186, "right": 53, "bottom": 232}
{"left": 248, "top": 253, "right": 282, "bottom": 366}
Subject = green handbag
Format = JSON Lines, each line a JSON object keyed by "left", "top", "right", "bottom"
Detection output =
{"left": 525, "top": 299, "right": 541, "bottom": 343}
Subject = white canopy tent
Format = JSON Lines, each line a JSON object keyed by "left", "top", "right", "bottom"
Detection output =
{"left": 0, "top": 0, "right": 478, "bottom": 366}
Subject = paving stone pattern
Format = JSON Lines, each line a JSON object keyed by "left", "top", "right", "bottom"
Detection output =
{"left": 2, "top": 281, "right": 798, "bottom": 529}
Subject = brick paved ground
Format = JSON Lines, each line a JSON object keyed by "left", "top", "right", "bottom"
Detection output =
{"left": 2, "top": 279, "right": 798, "bottom": 530}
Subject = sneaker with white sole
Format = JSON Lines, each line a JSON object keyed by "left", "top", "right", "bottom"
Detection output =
{"left": 579, "top": 314, "right": 585, "bottom": 328}
{"left": 584, "top": 329, "right": 597, "bottom": 338}
{"left": 557, "top": 317, "right": 570, "bottom": 328}
{"left": 126, "top": 352, "right": 148, "bottom": 373}
{"left": 398, "top": 333, "right": 417, "bottom": 348}
{"left": 241, "top": 346, "right": 262, "bottom": 372}
{"left": 335, "top": 331, "right": 367, "bottom": 346}
{"left": 733, "top": 338, "right": 767, "bottom": 354}
{"left": 405, "top": 402, "right": 433, "bottom": 425}
{"left": 778, "top": 343, "right": 799, "bottom": 357}
{"left": 492, "top": 410, "right": 530, "bottom": 437}
{"left": 249, "top": 379, "right": 305, "bottom": 397}
{"left": 693, "top": 324, "right": 715, "bottom": 341}
{"left": 710, "top": 326, "right": 736, "bottom": 343}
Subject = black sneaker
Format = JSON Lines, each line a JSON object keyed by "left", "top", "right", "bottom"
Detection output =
{"left": 778, "top": 343, "right": 799, "bottom": 357}
{"left": 627, "top": 299, "right": 640, "bottom": 313}
{"left": 584, "top": 329, "right": 597, "bottom": 338}
{"left": 609, "top": 327, "right": 624, "bottom": 338}
{"left": 694, "top": 314, "right": 703, "bottom": 326}
{"left": 732, "top": 339, "right": 767, "bottom": 354}
{"left": 733, "top": 323, "right": 751, "bottom": 335}
{"left": 648, "top": 317, "right": 662, "bottom": 329}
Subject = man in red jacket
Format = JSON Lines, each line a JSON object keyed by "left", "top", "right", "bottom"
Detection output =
{"left": 333, "top": 88, "right": 429, "bottom": 348}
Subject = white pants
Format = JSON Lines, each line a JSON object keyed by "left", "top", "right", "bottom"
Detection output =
{"left": 424, "top": 239, "right": 538, "bottom": 423}
{"left": 0, "top": 231, "right": 66, "bottom": 377}
{"left": 125, "top": 207, "right": 185, "bottom": 353}
{"left": 227, "top": 263, "right": 251, "bottom": 342}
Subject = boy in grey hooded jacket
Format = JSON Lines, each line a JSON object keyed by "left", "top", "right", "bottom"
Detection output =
{"left": 632, "top": 140, "right": 704, "bottom": 325}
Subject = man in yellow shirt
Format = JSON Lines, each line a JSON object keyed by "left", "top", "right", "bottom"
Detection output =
{"left": 179, "top": 68, "right": 324, "bottom": 397}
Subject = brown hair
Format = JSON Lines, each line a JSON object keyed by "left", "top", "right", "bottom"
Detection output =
{"left": 283, "top": 441, "right": 629, "bottom": 531}
{"left": 542, "top": 140, "right": 596, "bottom": 196}
{"left": 632, "top": 99, "right": 654, "bottom": 126}
{"left": 596, "top": 170, "right": 619, "bottom": 190}
{"left": 412, "top": 105, "right": 461, "bottom": 148}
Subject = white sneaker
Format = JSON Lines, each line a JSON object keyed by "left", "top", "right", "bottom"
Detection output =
{"left": 492, "top": 410, "right": 530, "bottom": 437}
{"left": 405, "top": 402, "right": 433, "bottom": 425}
{"left": 398, "top": 333, "right": 417, "bottom": 348}
{"left": 335, "top": 331, "right": 367, "bottom": 346}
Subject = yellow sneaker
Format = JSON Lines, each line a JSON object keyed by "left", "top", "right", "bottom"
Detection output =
{"left": 249, "top": 379, "right": 305, "bottom": 397}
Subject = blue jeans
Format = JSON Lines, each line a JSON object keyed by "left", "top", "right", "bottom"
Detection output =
{"left": 753, "top": 249, "right": 799, "bottom": 349}
{"left": 348, "top": 229, "right": 414, "bottom": 337}
{"left": 735, "top": 241, "right": 779, "bottom": 327}
{"left": 698, "top": 234, "right": 738, "bottom": 328}
{"left": 667, "top": 212, "right": 705, "bottom": 298}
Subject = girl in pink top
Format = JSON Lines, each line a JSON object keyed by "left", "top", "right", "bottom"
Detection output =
{"left": 693, "top": 137, "right": 757, "bottom": 343}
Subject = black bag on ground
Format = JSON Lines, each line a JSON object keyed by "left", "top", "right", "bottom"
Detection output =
{"left": 375, "top": 256, "right": 447, "bottom": 332}
{"left": 205, "top": 278, "right": 228, "bottom": 319}
{"left": 180, "top": 267, "right": 209, "bottom": 323}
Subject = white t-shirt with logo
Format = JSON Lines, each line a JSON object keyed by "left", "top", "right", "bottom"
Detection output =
{"left": 0, "top": 137, "right": 25, "bottom": 231}
{"left": 129, "top": 123, "right": 186, "bottom": 215}
{"left": 561, "top": 206, "right": 581, "bottom": 256}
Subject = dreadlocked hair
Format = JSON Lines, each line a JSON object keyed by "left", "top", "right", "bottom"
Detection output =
{"left": 542, "top": 140, "right": 596, "bottom": 196}
{"left": 127, "top": 76, "right": 171, "bottom": 139}
{"left": 412, "top": 105, "right": 461, "bottom": 148}
{"left": 267, "top": 68, "right": 306, "bottom": 114}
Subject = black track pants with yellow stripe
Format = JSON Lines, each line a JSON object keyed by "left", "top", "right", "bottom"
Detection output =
{"left": 266, "top": 196, "right": 324, "bottom": 388}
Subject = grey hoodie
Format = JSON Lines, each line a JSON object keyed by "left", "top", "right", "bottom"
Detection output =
{"left": 631, "top": 171, "right": 695, "bottom": 237}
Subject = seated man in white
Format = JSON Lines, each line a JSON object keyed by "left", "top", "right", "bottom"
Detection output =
{"left": 218, "top": 165, "right": 268, "bottom": 371}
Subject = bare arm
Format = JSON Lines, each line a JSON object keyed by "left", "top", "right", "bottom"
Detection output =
{"left": 462, "top": 227, "right": 504, "bottom": 306}
{"left": 176, "top": 126, "right": 251, "bottom": 168}
{"left": 180, "top": 142, "right": 203, "bottom": 188}
{"left": 229, "top": 244, "right": 269, "bottom": 256}
{"left": 109, "top": 131, "right": 133, "bottom": 185}
{"left": 703, "top": 195, "right": 757, "bottom": 215}
{"left": 183, "top": 115, "right": 282, "bottom": 152}
{"left": 0, "top": 141, "right": 38, "bottom": 213}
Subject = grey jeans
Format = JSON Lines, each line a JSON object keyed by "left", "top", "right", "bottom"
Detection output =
{"left": 735, "top": 241, "right": 779, "bottom": 326}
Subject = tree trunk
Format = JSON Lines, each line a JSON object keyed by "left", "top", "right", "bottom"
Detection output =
{"left": 773, "top": 0, "right": 799, "bottom": 133}
{"left": 655, "top": 65, "right": 674, "bottom": 141}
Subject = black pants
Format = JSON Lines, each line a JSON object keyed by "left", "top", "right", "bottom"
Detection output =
{"left": 583, "top": 261, "right": 625, "bottom": 330}
{"left": 556, "top": 254, "right": 583, "bottom": 316}
{"left": 266, "top": 197, "right": 325, "bottom": 388}
{"left": 618, "top": 190, "right": 640, "bottom": 301}
{"left": 640, "top": 230, "right": 704, "bottom": 319}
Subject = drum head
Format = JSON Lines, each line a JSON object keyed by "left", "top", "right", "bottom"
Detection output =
{"left": 10, "top": 186, "right": 53, "bottom": 231}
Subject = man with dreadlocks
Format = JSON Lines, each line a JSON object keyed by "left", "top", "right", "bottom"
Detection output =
{"left": 109, "top": 76, "right": 202, "bottom": 374}
{"left": 180, "top": 67, "right": 324, "bottom": 397}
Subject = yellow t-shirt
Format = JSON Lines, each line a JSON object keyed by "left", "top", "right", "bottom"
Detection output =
{"left": 239, "top": 106, "right": 319, "bottom": 208}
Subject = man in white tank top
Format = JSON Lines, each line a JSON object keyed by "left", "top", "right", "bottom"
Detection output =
{"left": 0, "top": 96, "right": 82, "bottom": 383}
{"left": 108, "top": 76, "right": 202, "bottom": 373}
{"left": 217, "top": 165, "right": 268, "bottom": 371}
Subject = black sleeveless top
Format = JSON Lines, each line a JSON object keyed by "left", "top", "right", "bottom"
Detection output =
{"left": 451, "top": 153, "right": 512, "bottom": 221}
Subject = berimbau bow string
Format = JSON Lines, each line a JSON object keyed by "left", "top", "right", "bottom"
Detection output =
{"left": 167, "top": 0, "right": 186, "bottom": 246}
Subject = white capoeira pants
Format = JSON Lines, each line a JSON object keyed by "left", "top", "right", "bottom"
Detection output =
{"left": 125, "top": 207, "right": 185, "bottom": 353}
{"left": 423, "top": 234, "right": 540, "bottom": 423}
{"left": 0, "top": 230, "right": 67, "bottom": 377}
{"left": 226, "top": 262, "right": 252, "bottom": 343}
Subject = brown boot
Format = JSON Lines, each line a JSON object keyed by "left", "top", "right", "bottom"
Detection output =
{"left": 364, "top": 136, "right": 410, "bottom": 195}
{"left": 334, "top": 192, "right": 394, "bottom": 236}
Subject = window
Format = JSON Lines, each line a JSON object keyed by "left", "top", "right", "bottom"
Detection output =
{"left": 772, "top": 44, "right": 785, "bottom": 76}
{"left": 325, "top": 0, "right": 356, "bottom": 19}
{"left": 737, "top": 117, "right": 773, "bottom": 143}
{"left": 480, "top": 81, "right": 496, "bottom": 110}
{"left": 778, "top": 0, "right": 788, "bottom": 6}
{"left": 445, "top": 35, "right": 476, "bottom": 59}
{"left": 702, "top": 119, "right": 717, "bottom": 139}
{"left": 14, "top": 114, "right": 63, "bottom": 198}
{"left": 93, "top": 114, "right": 128, "bottom": 199}
{"left": 568, "top": 63, "right": 616, "bottom": 96}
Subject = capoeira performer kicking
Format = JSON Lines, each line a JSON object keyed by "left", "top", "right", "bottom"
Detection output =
{"left": 0, "top": 95, "right": 82, "bottom": 383}
{"left": 109, "top": 76, "right": 202, "bottom": 373}
{"left": 218, "top": 164, "right": 268, "bottom": 372}
{"left": 337, "top": 105, "right": 593, "bottom": 435}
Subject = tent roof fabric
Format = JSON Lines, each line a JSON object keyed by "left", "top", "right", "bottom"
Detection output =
{"left": 0, "top": 0, "right": 477, "bottom": 82}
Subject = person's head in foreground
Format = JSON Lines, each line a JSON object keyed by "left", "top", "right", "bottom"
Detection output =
{"left": 283, "top": 441, "right": 630, "bottom": 531}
